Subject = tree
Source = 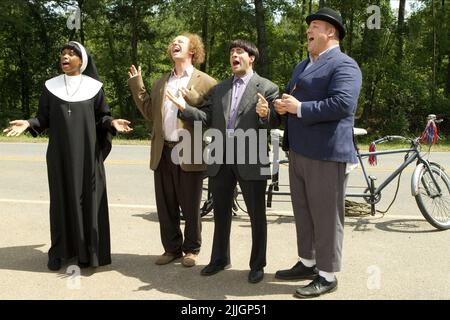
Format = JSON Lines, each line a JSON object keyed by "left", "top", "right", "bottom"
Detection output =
{"left": 396, "top": 0, "right": 406, "bottom": 61}
{"left": 254, "top": 0, "right": 270, "bottom": 78}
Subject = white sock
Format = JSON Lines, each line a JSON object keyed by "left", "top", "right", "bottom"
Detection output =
{"left": 300, "top": 257, "right": 316, "bottom": 268}
{"left": 319, "top": 270, "right": 336, "bottom": 282}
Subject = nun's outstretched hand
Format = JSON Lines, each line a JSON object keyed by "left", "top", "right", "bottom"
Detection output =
{"left": 111, "top": 119, "right": 133, "bottom": 133}
{"left": 3, "top": 120, "right": 30, "bottom": 137}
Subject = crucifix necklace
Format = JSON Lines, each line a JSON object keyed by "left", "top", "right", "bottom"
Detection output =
{"left": 64, "top": 75, "right": 83, "bottom": 116}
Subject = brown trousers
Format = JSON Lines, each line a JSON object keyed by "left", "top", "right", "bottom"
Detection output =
{"left": 153, "top": 145, "right": 204, "bottom": 254}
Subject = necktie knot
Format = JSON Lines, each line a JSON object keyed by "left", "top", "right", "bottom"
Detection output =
{"left": 227, "top": 78, "right": 245, "bottom": 129}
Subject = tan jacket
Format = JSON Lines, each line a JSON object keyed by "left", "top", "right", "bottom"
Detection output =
{"left": 128, "top": 68, "right": 217, "bottom": 171}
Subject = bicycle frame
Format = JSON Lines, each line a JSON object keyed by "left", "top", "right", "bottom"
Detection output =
{"left": 346, "top": 137, "right": 442, "bottom": 215}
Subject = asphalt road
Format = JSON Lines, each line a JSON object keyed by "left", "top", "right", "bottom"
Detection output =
{"left": 0, "top": 142, "right": 449, "bottom": 300}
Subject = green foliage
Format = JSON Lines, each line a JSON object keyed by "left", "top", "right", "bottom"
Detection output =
{"left": 0, "top": 0, "right": 449, "bottom": 140}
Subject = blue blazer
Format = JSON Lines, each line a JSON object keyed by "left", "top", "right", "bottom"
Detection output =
{"left": 285, "top": 47, "right": 362, "bottom": 163}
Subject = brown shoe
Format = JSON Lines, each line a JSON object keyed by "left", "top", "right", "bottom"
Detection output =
{"left": 155, "top": 252, "right": 182, "bottom": 265}
{"left": 182, "top": 253, "right": 198, "bottom": 267}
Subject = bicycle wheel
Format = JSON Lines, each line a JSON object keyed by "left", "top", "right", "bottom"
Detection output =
{"left": 200, "top": 191, "right": 213, "bottom": 217}
{"left": 200, "top": 176, "right": 213, "bottom": 217}
{"left": 414, "top": 163, "right": 450, "bottom": 230}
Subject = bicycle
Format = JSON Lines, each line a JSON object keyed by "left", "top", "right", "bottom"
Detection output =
{"left": 347, "top": 114, "right": 450, "bottom": 230}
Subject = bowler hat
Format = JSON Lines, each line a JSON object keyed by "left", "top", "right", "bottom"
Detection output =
{"left": 306, "top": 7, "right": 345, "bottom": 40}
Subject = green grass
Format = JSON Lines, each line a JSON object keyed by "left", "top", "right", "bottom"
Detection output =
{"left": 0, "top": 135, "right": 49, "bottom": 143}
{"left": 0, "top": 134, "right": 150, "bottom": 145}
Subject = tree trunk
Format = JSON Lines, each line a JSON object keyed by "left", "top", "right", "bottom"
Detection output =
{"left": 396, "top": 0, "right": 406, "bottom": 62}
{"left": 130, "top": 1, "right": 139, "bottom": 66}
{"left": 347, "top": 8, "right": 354, "bottom": 56}
{"left": 447, "top": 0, "right": 450, "bottom": 96}
{"left": 18, "top": 34, "right": 30, "bottom": 118}
{"left": 319, "top": 0, "right": 325, "bottom": 8}
{"left": 78, "top": 0, "right": 85, "bottom": 44}
{"left": 200, "top": 0, "right": 209, "bottom": 72}
{"left": 298, "top": 0, "right": 306, "bottom": 60}
{"left": 28, "top": 2, "right": 50, "bottom": 54}
{"left": 446, "top": 50, "right": 450, "bottom": 96}
{"left": 254, "top": 0, "right": 269, "bottom": 78}
{"left": 432, "top": 0, "right": 437, "bottom": 104}
{"left": 105, "top": 25, "right": 129, "bottom": 119}
{"left": 309, "top": 0, "right": 313, "bottom": 14}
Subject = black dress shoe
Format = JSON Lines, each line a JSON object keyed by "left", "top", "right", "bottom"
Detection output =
{"left": 248, "top": 269, "right": 264, "bottom": 283}
{"left": 275, "top": 261, "right": 318, "bottom": 280}
{"left": 294, "top": 275, "right": 338, "bottom": 298}
{"left": 200, "top": 263, "right": 229, "bottom": 276}
{"left": 47, "top": 258, "right": 61, "bottom": 271}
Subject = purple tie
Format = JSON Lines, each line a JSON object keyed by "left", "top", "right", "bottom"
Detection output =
{"left": 227, "top": 78, "right": 244, "bottom": 129}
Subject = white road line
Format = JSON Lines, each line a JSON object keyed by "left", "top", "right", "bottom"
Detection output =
{"left": 266, "top": 208, "right": 425, "bottom": 220}
{"left": 0, "top": 198, "right": 156, "bottom": 210}
{"left": 0, "top": 198, "right": 425, "bottom": 220}
{"left": 0, "top": 157, "right": 148, "bottom": 165}
{"left": 0, "top": 199, "right": 49, "bottom": 205}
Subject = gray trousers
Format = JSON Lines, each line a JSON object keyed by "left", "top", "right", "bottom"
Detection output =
{"left": 289, "top": 151, "right": 347, "bottom": 272}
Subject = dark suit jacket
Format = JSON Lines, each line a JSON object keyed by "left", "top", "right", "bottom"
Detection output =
{"left": 128, "top": 68, "right": 217, "bottom": 171}
{"left": 180, "top": 72, "right": 279, "bottom": 180}
{"left": 284, "top": 47, "right": 362, "bottom": 163}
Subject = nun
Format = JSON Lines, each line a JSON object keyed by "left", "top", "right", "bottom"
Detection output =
{"left": 3, "top": 41, "right": 133, "bottom": 271}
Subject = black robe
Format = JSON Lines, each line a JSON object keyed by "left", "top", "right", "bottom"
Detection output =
{"left": 28, "top": 82, "right": 115, "bottom": 267}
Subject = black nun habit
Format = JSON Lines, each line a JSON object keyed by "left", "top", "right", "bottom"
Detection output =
{"left": 27, "top": 41, "right": 115, "bottom": 267}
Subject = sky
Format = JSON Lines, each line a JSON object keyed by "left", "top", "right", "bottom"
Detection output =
{"left": 390, "top": 0, "right": 424, "bottom": 16}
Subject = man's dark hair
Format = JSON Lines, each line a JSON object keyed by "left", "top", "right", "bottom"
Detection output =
{"left": 229, "top": 39, "right": 259, "bottom": 62}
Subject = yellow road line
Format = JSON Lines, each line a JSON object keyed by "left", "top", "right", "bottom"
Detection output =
{"left": 0, "top": 198, "right": 156, "bottom": 209}
{"left": 0, "top": 156, "right": 147, "bottom": 165}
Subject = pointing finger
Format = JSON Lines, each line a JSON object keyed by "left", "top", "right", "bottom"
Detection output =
{"left": 257, "top": 93, "right": 267, "bottom": 103}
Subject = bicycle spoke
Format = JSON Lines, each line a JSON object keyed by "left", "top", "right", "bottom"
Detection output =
{"left": 415, "top": 163, "right": 450, "bottom": 229}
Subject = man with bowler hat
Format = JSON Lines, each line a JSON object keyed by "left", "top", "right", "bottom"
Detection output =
{"left": 273, "top": 7, "right": 362, "bottom": 298}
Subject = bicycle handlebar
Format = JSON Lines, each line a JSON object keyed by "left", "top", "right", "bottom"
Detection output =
{"left": 427, "top": 114, "right": 444, "bottom": 123}
{"left": 370, "top": 115, "right": 443, "bottom": 147}
{"left": 371, "top": 135, "right": 411, "bottom": 145}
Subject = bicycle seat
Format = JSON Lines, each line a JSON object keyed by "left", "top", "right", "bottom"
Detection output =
{"left": 353, "top": 128, "right": 368, "bottom": 136}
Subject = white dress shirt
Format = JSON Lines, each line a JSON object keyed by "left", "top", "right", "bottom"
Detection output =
{"left": 164, "top": 65, "right": 194, "bottom": 142}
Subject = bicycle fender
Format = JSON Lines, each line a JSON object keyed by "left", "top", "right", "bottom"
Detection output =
{"left": 411, "top": 163, "right": 424, "bottom": 196}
